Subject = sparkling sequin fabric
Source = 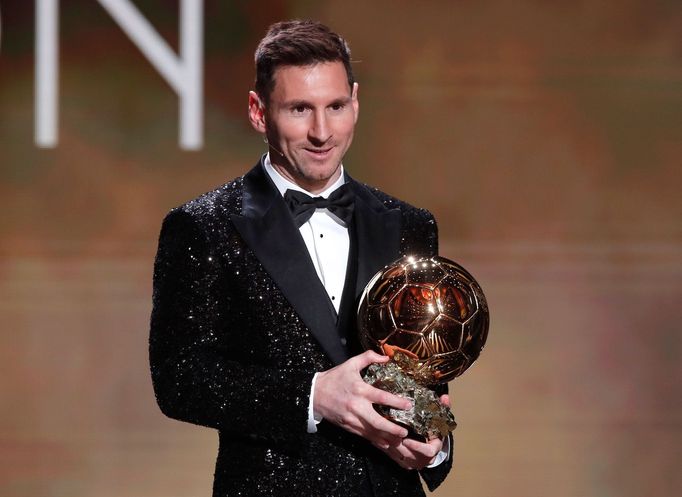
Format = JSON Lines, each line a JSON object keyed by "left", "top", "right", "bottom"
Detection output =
{"left": 149, "top": 163, "right": 451, "bottom": 496}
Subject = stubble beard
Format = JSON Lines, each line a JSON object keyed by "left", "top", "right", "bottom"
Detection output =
{"left": 270, "top": 144, "right": 345, "bottom": 193}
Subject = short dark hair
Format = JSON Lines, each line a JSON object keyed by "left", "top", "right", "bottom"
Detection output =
{"left": 254, "top": 20, "right": 355, "bottom": 103}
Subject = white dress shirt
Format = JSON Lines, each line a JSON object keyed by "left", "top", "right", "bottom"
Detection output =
{"left": 263, "top": 155, "right": 349, "bottom": 313}
{"left": 262, "top": 155, "right": 450, "bottom": 467}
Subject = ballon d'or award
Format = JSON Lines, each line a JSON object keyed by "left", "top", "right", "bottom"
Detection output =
{"left": 357, "top": 255, "right": 489, "bottom": 440}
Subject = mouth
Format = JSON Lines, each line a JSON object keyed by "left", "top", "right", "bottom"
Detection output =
{"left": 304, "top": 146, "right": 334, "bottom": 159}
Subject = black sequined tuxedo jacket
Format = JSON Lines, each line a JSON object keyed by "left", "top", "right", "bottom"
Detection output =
{"left": 150, "top": 160, "right": 452, "bottom": 496}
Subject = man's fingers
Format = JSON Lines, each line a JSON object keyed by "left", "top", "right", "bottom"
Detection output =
{"left": 343, "top": 390, "right": 407, "bottom": 439}
{"left": 366, "top": 385, "right": 412, "bottom": 411}
{"left": 353, "top": 349, "right": 389, "bottom": 370}
{"left": 378, "top": 438, "right": 442, "bottom": 471}
{"left": 439, "top": 393, "right": 450, "bottom": 407}
{"left": 372, "top": 440, "right": 390, "bottom": 450}
{"left": 317, "top": 351, "right": 422, "bottom": 447}
{"left": 385, "top": 438, "right": 444, "bottom": 469}
{"left": 357, "top": 413, "right": 405, "bottom": 447}
{"left": 351, "top": 402, "right": 407, "bottom": 441}
{"left": 371, "top": 436, "right": 402, "bottom": 450}
{"left": 402, "top": 437, "right": 442, "bottom": 460}
{"left": 365, "top": 410, "right": 408, "bottom": 439}
{"left": 389, "top": 443, "right": 417, "bottom": 469}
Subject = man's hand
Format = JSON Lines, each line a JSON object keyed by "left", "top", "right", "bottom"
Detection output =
{"left": 376, "top": 394, "right": 450, "bottom": 470}
{"left": 314, "top": 350, "right": 412, "bottom": 449}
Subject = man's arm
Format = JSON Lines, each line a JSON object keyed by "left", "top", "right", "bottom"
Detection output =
{"left": 149, "top": 209, "right": 314, "bottom": 447}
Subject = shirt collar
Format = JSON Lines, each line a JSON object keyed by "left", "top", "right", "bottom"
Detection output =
{"left": 263, "top": 153, "right": 346, "bottom": 199}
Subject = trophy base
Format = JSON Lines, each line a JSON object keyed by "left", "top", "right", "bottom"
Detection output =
{"left": 363, "top": 352, "right": 457, "bottom": 440}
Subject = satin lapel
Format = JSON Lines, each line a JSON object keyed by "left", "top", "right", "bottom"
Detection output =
{"left": 347, "top": 178, "right": 402, "bottom": 300}
{"left": 230, "top": 162, "right": 348, "bottom": 365}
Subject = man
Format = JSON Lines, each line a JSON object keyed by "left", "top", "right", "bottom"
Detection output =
{"left": 150, "top": 20, "right": 452, "bottom": 496}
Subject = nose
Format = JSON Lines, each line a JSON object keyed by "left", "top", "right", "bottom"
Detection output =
{"left": 309, "top": 110, "right": 331, "bottom": 144}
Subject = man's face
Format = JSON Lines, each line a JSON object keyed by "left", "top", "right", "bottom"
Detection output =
{"left": 249, "top": 61, "right": 359, "bottom": 194}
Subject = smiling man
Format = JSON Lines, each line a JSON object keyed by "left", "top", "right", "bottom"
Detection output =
{"left": 150, "top": 20, "right": 452, "bottom": 497}
{"left": 249, "top": 61, "right": 357, "bottom": 193}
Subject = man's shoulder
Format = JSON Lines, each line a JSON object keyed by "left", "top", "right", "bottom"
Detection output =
{"left": 356, "top": 181, "right": 437, "bottom": 224}
{"left": 353, "top": 181, "right": 439, "bottom": 254}
{"left": 170, "top": 176, "right": 245, "bottom": 221}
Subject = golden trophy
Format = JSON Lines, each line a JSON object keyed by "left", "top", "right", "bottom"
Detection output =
{"left": 358, "top": 255, "right": 489, "bottom": 439}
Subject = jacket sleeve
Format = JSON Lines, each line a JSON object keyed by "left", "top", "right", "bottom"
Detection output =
{"left": 400, "top": 207, "right": 439, "bottom": 258}
{"left": 149, "top": 208, "right": 313, "bottom": 449}
{"left": 424, "top": 208, "right": 439, "bottom": 256}
{"left": 418, "top": 432, "right": 454, "bottom": 491}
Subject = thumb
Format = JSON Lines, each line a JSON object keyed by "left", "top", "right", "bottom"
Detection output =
{"left": 354, "top": 349, "right": 389, "bottom": 369}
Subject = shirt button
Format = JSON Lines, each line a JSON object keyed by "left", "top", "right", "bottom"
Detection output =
{"left": 340, "top": 338, "right": 347, "bottom": 345}
{"left": 320, "top": 233, "right": 324, "bottom": 238}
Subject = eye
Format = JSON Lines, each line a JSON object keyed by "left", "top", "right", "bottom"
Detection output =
{"left": 291, "top": 105, "right": 309, "bottom": 115}
{"left": 330, "top": 102, "right": 345, "bottom": 111}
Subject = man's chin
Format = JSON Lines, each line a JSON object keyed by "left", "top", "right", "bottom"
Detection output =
{"left": 296, "top": 166, "right": 342, "bottom": 191}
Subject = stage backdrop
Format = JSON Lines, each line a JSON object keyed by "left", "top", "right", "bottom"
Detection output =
{"left": 1, "top": 1, "right": 680, "bottom": 496}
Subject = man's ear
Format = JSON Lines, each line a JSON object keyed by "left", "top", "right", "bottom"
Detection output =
{"left": 248, "top": 91, "right": 267, "bottom": 133}
{"left": 352, "top": 82, "right": 359, "bottom": 124}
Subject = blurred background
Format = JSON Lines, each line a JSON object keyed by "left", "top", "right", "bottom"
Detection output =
{"left": 1, "top": 1, "right": 680, "bottom": 496}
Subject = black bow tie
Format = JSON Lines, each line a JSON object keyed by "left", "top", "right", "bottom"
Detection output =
{"left": 284, "top": 184, "right": 355, "bottom": 227}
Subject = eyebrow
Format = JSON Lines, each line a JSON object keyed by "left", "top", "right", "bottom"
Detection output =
{"left": 283, "top": 95, "right": 352, "bottom": 108}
